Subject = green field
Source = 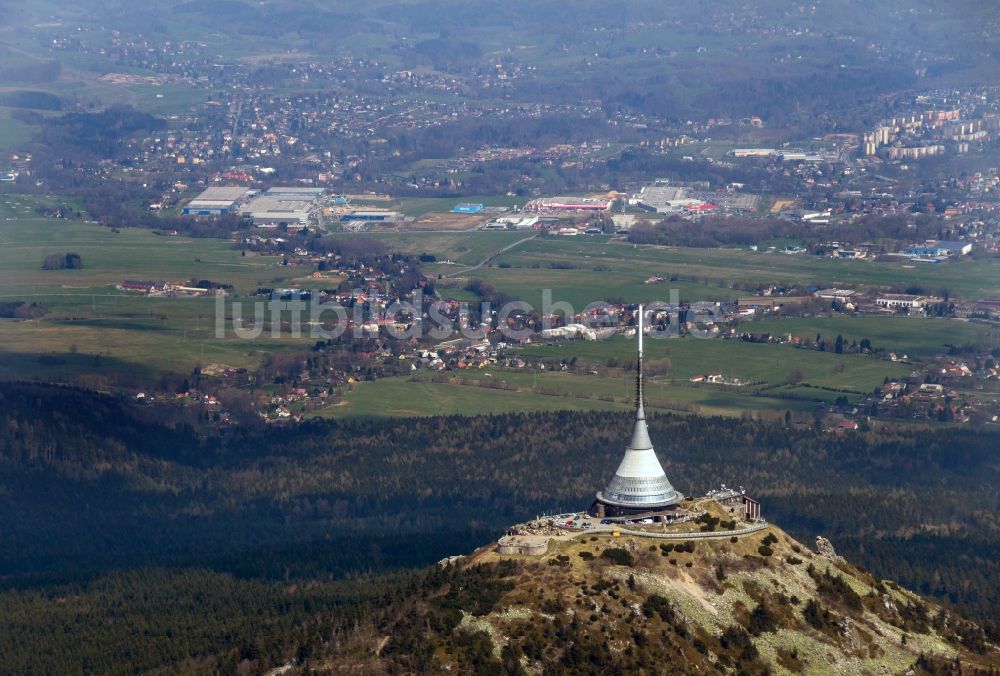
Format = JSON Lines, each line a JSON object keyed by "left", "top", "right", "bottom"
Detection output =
{"left": 750, "top": 316, "right": 1000, "bottom": 357}
{"left": 313, "top": 375, "right": 631, "bottom": 418}
{"left": 0, "top": 295, "right": 317, "bottom": 383}
{"left": 518, "top": 335, "right": 910, "bottom": 393}
{"left": 443, "top": 368, "right": 840, "bottom": 414}
{"left": 355, "top": 230, "right": 529, "bottom": 266}
{"left": 0, "top": 107, "right": 35, "bottom": 150}
{"left": 0, "top": 196, "right": 303, "bottom": 296}
{"left": 312, "top": 368, "right": 828, "bottom": 419}
{"left": 468, "top": 237, "right": 1000, "bottom": 306}
{"left": 0, "top": 197, "right": 317, "bottom": 382}
{"left": 314, "top": 329, "right": 914, "bottom": 420}
{"left": 464, "top": 265, "right": 733, "bottom": 308}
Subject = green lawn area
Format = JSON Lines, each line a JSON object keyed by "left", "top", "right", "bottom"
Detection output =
{"left": 750, "top": 316, "right": 1000, "bottom": 357}
{"left": 128, "top": 83, "right": 212, "bottom": 116}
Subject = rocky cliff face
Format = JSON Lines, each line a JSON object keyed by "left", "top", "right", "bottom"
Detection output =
{"left": 314, "top": 521, "right": 998, "bottom": 674}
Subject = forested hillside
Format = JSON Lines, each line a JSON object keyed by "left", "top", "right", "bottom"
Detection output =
{"left": 1, "top": 382, "right": 997, "bottom": 640}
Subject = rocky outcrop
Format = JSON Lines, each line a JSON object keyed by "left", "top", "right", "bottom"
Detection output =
{"left": 815, "top": 535, "right": 845, "bottom": 562}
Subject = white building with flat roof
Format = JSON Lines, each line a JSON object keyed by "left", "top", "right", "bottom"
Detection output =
{"left": 239, "top": 187, "right": 326, "bottom": 226}
{"left": 632, "top": 185, "right": 691, "bottom": 213}
{"left": 876, "top": 294, "right": 941, "bottom": 309}
{"left": 183, "top": 186, "right": 251, "bottom": 216}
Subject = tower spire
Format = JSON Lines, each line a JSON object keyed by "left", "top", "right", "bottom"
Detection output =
{"left": 637, "top": 304, "right": 644, "bottom": 420}
{"left": 590, "top": 301, "right": 683, "bottom": 518}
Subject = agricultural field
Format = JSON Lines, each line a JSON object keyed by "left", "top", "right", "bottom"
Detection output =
{"left": 750, "top": 316, "right": 1000, "bottom": 358}
{"left": 460, "top": 264, "right": 732, "bottom": 308}
{"left": 355, "top": 230, "right": 529, "bottom": 266}
{"left": 312, "top": 375, "right": 632, "bottom": 419}
{"left": 0, "top": 107, "right": 35, "bottom": 150}
{"left": 312, "top": 367, "right": 827, "bottom": 420}
{"left": 475, "top": 236, "right": 1000, "bottom": 305}
{"left": 0, "top": 301, "right": 309, "bottom": 385}
{"left": 0, "top": 196, "right": 299, "bottom": 296}
{"left": 0, "top": 197, "right": 315, "bottom": 382}
{"left": 318, "top": 330, "right": 915, "bottom": 421}
{"left": 518, "top": 335, "right": 911, "bottom": 393}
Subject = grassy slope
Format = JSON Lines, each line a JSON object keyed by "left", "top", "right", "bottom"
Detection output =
{"left": 329, "top": 510, "right": 996, "bottom": 673}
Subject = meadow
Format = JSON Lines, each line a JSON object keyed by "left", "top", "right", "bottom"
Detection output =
{"left": 312, "top": 368, "right": 826, "bottom": 420}
{"left": 518, "top": 335, "right": 911, "bottom": 392}
{"left": 470, "top": 236, "right": 1000, "bottom": 307}
{"left": 0, "top": 107, "right": 36, "bottom": 150}
{"left": 0, "top": 200, "right": 980, "bottom": 416}
{"left": 750, "top": 316, "right": 1000, "bottom": 357}
{"left": 312, "top": 375, "right": 631, "bottom": 418}
{"left": 0, "top": 197, "right": 315, "bottom": 382}
{"left": 355, "top": 230, "right": 528, "bottom": 266}
{"left": 315, "top": 330, "right": 911, "bottom": 420}
{"left": 0, "top": 196, "right": 299, "bottom": 296}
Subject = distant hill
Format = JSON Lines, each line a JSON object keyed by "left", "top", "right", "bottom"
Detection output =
{"left": 318, "top": 521, "right": 999, "bottom": 674}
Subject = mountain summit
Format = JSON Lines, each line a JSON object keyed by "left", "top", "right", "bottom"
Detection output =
{"left": 319, "top": 510, "right": 998, "bottom": 674}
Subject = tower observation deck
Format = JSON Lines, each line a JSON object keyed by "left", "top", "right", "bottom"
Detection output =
{"left": 590, "top": 305, "right": 684, "bottom": 518}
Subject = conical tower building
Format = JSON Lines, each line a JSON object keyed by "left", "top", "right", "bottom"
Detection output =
{"left": 590, "top": 305, "right": 683, "bottom": 518}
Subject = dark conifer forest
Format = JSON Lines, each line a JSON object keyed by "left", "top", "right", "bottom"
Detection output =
{"left": 0, "top": 382, "right": 997, "bottom": 671}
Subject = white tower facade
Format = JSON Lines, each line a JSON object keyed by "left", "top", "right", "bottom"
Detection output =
{"left": 591, "top": 305, "right": 683, "bottom": 516}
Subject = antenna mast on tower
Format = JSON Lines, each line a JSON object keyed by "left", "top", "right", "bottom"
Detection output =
{"left": 589, "top": 301, "right": 683, "bottom": 518}
{"left": 637, "top": 304, "right": 644, "bottom": 417}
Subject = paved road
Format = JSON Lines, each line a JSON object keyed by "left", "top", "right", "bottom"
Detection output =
{"left": 444, "top": 233, "right": 536, "bottom": 279}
